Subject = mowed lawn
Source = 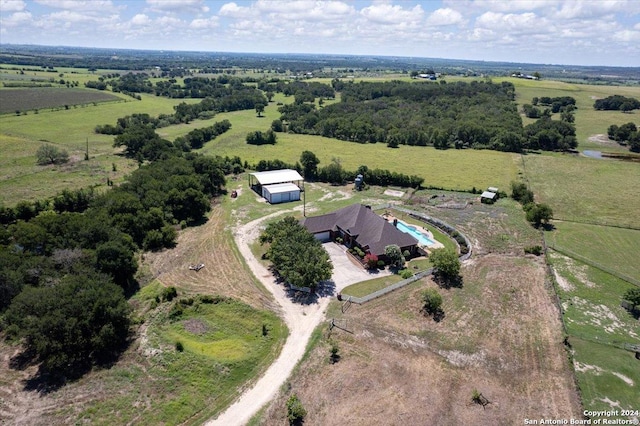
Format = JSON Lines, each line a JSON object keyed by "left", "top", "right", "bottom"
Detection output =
{"left": 523, "top": 153, "right": 640, "bottom": 227}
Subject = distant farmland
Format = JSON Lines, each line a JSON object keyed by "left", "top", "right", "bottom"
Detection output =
{"left": 0, "top": 88, "right": 121, "bottom": 114}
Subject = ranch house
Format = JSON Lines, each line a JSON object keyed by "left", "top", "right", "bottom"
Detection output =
{"left": 301, "top": 204, "right": 418, "bottom": 259}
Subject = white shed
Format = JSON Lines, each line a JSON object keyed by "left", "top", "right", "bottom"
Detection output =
{"left": 262, "top": 183, "right": 301, "bottom": 204}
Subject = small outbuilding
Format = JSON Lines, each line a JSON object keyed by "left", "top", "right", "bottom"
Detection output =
{"left": 249, "top": 169, "right": 304, "bottom": 204}
{"left": 481, "top": 191, "right": 498, "bottom": 204}
{"left": 262, "top": 182, "right": 301, "bottom": 204}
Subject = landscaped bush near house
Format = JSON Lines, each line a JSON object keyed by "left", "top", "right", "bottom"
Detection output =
{"left": 364, "top": 253, "right": 379, "bottom": 270}
{"left": 400, "top": 269, "right": 413, "bottom": 279}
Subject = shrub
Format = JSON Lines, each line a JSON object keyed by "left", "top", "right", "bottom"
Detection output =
{"left": 36, "top": 143, "right": 69, "bottom": 165}
{"left": 286, "top": 394, "right": 307, "bottom": 425}
{"left": 162, "top": 286, "right": 178, "bottom": 302}
{"left": 175, "top": 341, "right": 184, "bottom": 352}
{"left": 329, "top": 341, "right": 340, "bottom": 364}
{"left": 377, "top": 260, "right": 386, "bottom": 268}
{"left": 364, "top": 253, "right": 379, "bottom": 269}
{"left": 524, "top": 245, "right": 543, "bottom": 255}
{"left": 421, "top": 288, "right": 442, "bottom": 314}
{"left": 400, "top": 269, "right": 413, "bottom": 279}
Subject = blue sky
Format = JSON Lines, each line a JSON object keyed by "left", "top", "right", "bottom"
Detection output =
{"left": 1, "top": 0, "right": 639, "bottom": 66}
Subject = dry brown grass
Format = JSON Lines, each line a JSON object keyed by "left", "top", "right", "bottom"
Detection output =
{"left": 143, "top": 201, "right": 275, "bottom": 310}
{"left": 260, "top": 254, "right": 582, "bottom": 425}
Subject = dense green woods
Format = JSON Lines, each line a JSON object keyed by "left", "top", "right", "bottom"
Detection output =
{"left": 0, "top": 143, "right": 240, "bottom": 380}
{"left": 276, "top": 80, "right": 576, "bottom": 152}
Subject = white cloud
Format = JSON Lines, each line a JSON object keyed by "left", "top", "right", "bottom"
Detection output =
{"left": 48, "top": 10, "right": 96, "bottom": 22}
{"left": 613, "top": 29, "right": 640, "bottom": 42}
{"left": 190, "top": 16, "right": 218, "bottom": 29}
{"left": 360, "top": 3, "right": 423, "bottom": 25}
{"left": 219, "top": 2, "right": 255, "bottom": 18}
{"left": 34, "top": 0, "right": 117, "bottom": 12}
{"left": 475, "top": 11, "right": 548, "bottom": 35}
{"left": 0, "top": 10, "right": 31, "bottom": 26}
{"left": 146, "top": 0, "right": 208, "bottom": 13}
{"left": 0, "top": 0, "right": 26, "bottom": 12}
{"left": 426, "top": 8, "right": 464, "bottom": 26}
{"left": 131, "top": 13, "right": 152, "bottom": 26}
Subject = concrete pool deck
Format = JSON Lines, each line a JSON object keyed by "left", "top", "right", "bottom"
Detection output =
{"left": 380, "top": 213, "right": 445, "bottom": 251}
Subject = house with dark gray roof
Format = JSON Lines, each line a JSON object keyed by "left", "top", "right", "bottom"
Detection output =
{"left": 301, "top": 204, "right": 418, "bottom": 258}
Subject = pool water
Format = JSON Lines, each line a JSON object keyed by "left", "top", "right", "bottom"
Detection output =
{"left": 395, "top": 221, "right": 436, "bottom": 246}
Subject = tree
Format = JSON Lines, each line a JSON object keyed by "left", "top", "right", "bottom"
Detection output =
{"left": 511, "top": 181, "right": 534, "bottom": 205}
{"left": 384, "top": 244, "right": 405, "bottom": 269}
{"left": 430, "top": 248, "right": 460, "bottom": 281}
{"left": 255, "top": 102, "right": 265, "bottom": 117}
{"left": 421, "top": 288, "right": 443, "bottom": 315}
{"left": 524, "top": 203, "right": 553, "bottom": 227}
{"left": 363, "top": 253, "right": 379, "bottom": 270}
{"left": 95, "top": 240, "right": 138, "bottom": 287}
{"left": 4, "top": 272, "right": 131, "bottom": 378}
{"left": 286, "top": 394, "right": 307, "bottom": 425}
{"left": 300, "top": 150, "right": 320, "bottom": 180}
{"left": 260, "top": 216, "right": 332, "bottom": 290}
{"left": 623, "top": 288, "right": 640, "bottom": 308}
{"left": 36, "top": 144, "right": 69, "bottom": 165}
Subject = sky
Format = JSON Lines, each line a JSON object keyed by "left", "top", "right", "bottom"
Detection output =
{"left": 1, "top": 0, "right": 639, "bottom": 67}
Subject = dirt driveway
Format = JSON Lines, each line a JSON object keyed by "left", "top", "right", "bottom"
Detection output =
{"left": 206, "top": 213, "right": 389, "bottom": 426}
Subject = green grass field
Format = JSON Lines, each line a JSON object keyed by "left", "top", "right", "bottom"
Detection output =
{"left": 523, "top": 153, "right": 640, "bottom": 227}
{"left": 75, "top": 285, "right": 286, "bottom": 425}
{"left": 0, "top": 94, "right": 200, "bottom": 205}
{"left": 546, "top": 222, "right": 640, "bottom": 281}
{"left": 547, "top": 251, "right": 639, "bottom": 414}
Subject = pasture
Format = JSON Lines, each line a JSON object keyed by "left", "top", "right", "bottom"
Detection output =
{"left": 523, "top": 153, "right": 640, "bottom": 228}
{"left": 547, "top": 250, "right": 639, "bottom": 413}
{"left": 0, "top": 94, "right": 200, "bottom": 205}
{"left": 497, "top": 77, "right": 640, "bottom": 150}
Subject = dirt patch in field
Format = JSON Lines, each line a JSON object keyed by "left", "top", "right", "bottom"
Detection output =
{"left": 587, "top": 134, "right": 619, "bottom": 148}
{"left": 183, "top": 318, "right": 209, "bottom": 335}
{"left": 259, "top": 254, "right": 582, "bottom": 424}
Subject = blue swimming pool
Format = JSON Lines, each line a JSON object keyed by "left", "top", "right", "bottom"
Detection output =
{"left": 395, "top": 221, "right": 436, "bottom": 246}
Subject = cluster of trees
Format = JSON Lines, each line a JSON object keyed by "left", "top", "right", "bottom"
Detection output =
{"left": 276, "top": 80, "right": 529, "bottom": 152}
{"left": 1, "top": 138, "right": 239, "bottom": 380}
{"left": 524, "top": 117, "right": 577, "bottom": 151}
{"left": 246, "top": 129, "right": 277, "bottom": 145}
{"left": 258, "top": 79, "right": 335, "bottom": 101}
{"left": 109, "top": 119, "right": 232, "bottom": 161}
{"left": 510, "top": 182, "right": 553, "bottom": 227}
{"left": 259, "top": 216, "right": 332, "bottom": 290}
{"left": 594, "top": 95, "right": 640, "bottom": 112}
{"left": 607, "top": 122, "right": 640, "bottom": 152}
{"left": 174, "top": 119, "right": 231, "bottom": 151}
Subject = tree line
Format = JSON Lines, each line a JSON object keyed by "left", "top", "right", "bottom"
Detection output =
{"left": 594, "top": 95, "right": 640, "bottom": 112}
